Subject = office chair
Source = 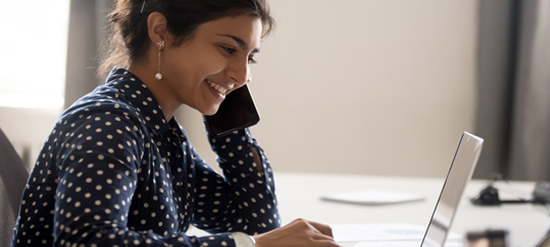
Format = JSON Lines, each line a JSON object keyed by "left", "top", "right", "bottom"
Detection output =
{"left": 0, "top": 128, "right": 29, "bottom": 247}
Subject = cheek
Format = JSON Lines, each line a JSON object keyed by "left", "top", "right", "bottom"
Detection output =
{"left": 194, "top": 48, "right": 228, "bottom": 75}
{"left": 168, "top": 45, "right": 227, "bottom": 81}
{"left": 164, "top": 52, "right": 190, "bottom": 76}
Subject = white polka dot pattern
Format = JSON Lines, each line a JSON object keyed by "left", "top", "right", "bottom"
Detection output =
{"left": 11, "top": 67, "right": 281, "bottom": 247}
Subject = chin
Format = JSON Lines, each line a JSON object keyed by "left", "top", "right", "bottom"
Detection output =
{"left": 201, "top": 106, "right": 220, "bottom": 116}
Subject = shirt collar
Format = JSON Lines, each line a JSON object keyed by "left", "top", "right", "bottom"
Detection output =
{"left": 105, "top": 66, "right": 174, "bottom": 136}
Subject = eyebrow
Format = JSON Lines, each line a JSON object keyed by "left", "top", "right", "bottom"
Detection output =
{"left": 217, "top": 34, "right": 260, "bottom": 53}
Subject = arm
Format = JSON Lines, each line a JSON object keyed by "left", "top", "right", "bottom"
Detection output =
{"left": 50, "top": 107, "right": 224, "bottom": 246}
{"left": 191, "top": 128, "right": 280, "bottom": 235}
{"left": 192, "top": 126, "right": 339, "bottom": 247}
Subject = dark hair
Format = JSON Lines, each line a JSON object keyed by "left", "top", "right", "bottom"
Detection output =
{"left": 98, "top": 0, "right": 275, "bottom": 77}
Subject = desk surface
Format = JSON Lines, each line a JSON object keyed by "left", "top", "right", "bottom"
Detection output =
{"left": 274, "top": 172, "right": 550, "bottom": 247}
{"left": 187, "top": 172, "right": 550, "bottom": 246}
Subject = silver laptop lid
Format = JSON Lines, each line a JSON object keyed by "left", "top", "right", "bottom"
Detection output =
{"left": 421, "top": 132, "right": 484, "bottom": 247}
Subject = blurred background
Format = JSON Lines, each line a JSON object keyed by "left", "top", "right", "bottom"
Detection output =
{"left": 0, "top": 0, "right": 548, "bottom": 181}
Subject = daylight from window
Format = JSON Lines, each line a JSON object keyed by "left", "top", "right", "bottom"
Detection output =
{"left": 0, "top": 1, "right": 70, "bottom": 109}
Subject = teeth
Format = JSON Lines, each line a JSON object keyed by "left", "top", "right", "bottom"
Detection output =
{"left": 206, "top": 79, "right": 227, "bottom": 95}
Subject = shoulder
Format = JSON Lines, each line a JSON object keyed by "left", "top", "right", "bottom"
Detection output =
{"left": 64, "top": 86, "right": 145, "bottom": 123}
{"left": 53, "top": 86, "right": 150, "bottom": 144}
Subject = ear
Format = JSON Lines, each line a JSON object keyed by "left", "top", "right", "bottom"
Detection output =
{"left": 147, "top": 12, "right": 168, "bottom": 48}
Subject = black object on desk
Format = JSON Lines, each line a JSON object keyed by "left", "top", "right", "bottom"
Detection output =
{"left": 466, "top": 229, "right": 509, "bottom": 247}
{"left": 533, "top": 182, "right": 550, "bottom": 203}
{"left": 470, "top": 185, "right": 531, "bottom": 205}
{"left": 471, "top": 181, "right": 550, "bottom": 206}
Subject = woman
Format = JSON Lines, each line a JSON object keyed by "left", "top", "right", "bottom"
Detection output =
{"left": 11, "top": 0, "right": 339, "bottom": 246}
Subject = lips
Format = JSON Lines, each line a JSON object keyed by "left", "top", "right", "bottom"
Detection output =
{"left": 205, "top": 79, "right": 228, "bottom": 95}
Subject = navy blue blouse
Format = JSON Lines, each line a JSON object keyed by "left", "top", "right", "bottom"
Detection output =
{"left": 11, "top": 67, "right": 280, "bottom": 246}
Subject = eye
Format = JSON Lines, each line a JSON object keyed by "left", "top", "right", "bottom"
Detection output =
{"left": 248, "top": 57, "right": 257, "bottom": 64}
{"left": 221, "top": 46, "right": 236, "bottom": 54}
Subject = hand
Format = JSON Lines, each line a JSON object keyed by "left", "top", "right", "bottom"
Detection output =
{"left": 253, "top": 218, "right": 340, "bottom": 247}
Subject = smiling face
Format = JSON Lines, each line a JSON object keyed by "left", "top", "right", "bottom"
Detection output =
{"left": 160, "top": 14, "right": 262, "bottom": 116}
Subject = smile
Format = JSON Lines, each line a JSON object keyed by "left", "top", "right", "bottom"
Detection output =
{"left": 206, "top": 79, "right": 228, "bottom": 95}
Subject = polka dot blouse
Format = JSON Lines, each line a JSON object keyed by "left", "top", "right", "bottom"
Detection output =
{"left": 11, "top": 67, "right": 281, "bottom": 246}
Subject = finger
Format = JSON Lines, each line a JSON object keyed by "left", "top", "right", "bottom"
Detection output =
{"left": 307, "top": 221, "right": 334, "bottom": 238}
{"left": 309, "top": 233, "right": 338, "bottom": 243}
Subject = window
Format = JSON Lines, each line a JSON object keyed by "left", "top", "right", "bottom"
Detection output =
{"left": 0, "top": 1, "right": 70, "bottom": 109}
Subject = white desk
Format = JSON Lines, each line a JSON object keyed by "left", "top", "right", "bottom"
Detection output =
{"left": 187, "top": 172, "right": 549, "bottom": 246}
{"left": 274, "top": 172, "right": 550, "bottom": 247}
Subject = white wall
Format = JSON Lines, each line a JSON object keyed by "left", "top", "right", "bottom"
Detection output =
{"left": 179, "top": 0, "right": 479, "bottom": 178}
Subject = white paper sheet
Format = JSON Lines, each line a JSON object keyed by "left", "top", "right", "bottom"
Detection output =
{"left": 331, "top": 223, "right": 461, "bottom": 243}
{"left": 351, "top": 240, "right": 463, "bottom": 247}
{"left": 321, "top": 190, "right": 425, "bottom": 205}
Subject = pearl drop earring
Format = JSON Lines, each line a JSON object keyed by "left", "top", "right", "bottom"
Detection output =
{"left": 155, "top": 40, "right": 165, "bottom": 80}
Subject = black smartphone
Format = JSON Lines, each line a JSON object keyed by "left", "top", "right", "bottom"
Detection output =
{"left": 204, "top": 84, "right": 260, "bottom": 137}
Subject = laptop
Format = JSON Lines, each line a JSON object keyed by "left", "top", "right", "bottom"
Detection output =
{"left": 349, "top": 131, "right": 484, "bottom": 247}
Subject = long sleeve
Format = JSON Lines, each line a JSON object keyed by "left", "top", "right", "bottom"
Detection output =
{"left": 191, "top": 127, "right": 280, "bottom": 235}
{"left": 13, "top": 103, "right": 212, "bottom": 246}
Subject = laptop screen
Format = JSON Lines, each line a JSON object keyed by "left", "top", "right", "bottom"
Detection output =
{"left": 421, "top": 132, "right": 484, "bottom": 247}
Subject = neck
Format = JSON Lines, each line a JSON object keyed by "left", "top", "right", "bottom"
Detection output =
{"left": 128, "top": 62, "right": 180, "bottom": 122}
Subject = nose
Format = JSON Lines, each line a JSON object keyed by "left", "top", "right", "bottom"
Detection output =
{"left": 227, "top": 58, "right": 250, "bottom": 87}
